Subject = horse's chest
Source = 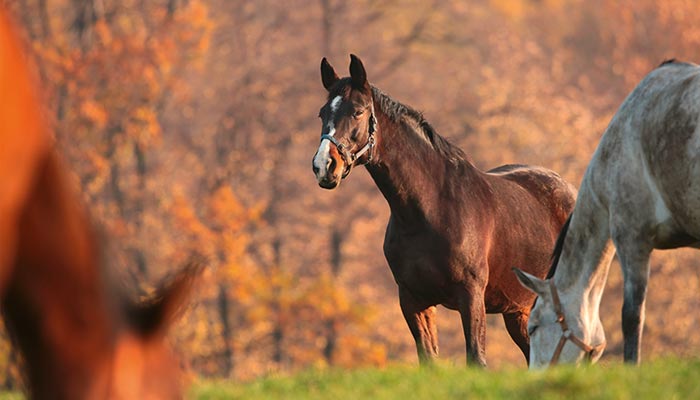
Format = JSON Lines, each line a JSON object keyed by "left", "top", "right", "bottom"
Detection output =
{"left": 383, "top": 229, "right": 456, "bottom": 292}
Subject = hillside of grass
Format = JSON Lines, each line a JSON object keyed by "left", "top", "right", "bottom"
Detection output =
{"left": 191, "top": 358, "right": 700, "bottom": 400}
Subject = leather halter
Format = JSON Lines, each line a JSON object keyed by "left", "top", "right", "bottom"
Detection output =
{"left": 319, "top": 103, "right": 377, "bottom": 178}
{"left": 548, "top": 279, "right": 606, "bottom": 366}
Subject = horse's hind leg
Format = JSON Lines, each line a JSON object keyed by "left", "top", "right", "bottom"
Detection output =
{"left": 503, "top": 311, "right": 530, "bottom": 365}
{"left": 399, "top": 286, "right": 439, "bottom": 365}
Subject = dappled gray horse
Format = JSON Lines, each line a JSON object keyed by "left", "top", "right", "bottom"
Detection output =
{"left": 515, "top": 60, "right": 700, "bottom": 368}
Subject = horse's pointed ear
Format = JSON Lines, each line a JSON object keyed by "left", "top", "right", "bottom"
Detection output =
{"left": 512, "top": 268, "right": 548, "bottom": 296}
{"left": 349, "top": 54, "right": 368, "bottom": 89}
{"left": 128, "top": 258, "right": 206, "bottom": 338}
{"left": 321, "top": 57, "right": 340, "bottom": 91}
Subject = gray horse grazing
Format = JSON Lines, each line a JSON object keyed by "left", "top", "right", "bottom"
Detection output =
{"left": 514, "top": 60, "right": 700, "bottom": 368}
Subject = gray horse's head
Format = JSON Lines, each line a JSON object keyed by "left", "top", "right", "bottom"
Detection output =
{"left": 514, "top": 269, "right": 606, "bottom": 368}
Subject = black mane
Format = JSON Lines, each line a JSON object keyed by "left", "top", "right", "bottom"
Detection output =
{"left": 657, "top": 59, "right": 695, "bottom": 68}
{"left": 546, "top": 212, "right": 573, "bottom": 279}
{"left": 371, "top": 86, "right": 467, "bottom": 165}
{"left": 659, "top": 58, "right": 678, "bottom": 67}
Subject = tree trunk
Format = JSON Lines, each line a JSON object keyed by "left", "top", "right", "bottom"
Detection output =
{"left": 324, "top": 227, "right": 343, "bottom": 364}
{"left": 217, "top": 283, "right": 234, "bottom": 377}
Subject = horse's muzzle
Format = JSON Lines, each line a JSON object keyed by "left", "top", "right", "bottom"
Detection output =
{"left": 318, "top": 177, "right": 339, "bottom": 190}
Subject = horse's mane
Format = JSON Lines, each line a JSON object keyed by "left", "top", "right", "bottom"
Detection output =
{"left": 371, "top": 86, "right": 468, "bottom": 165}
{"left": 657, "top": 58, "right": 696, "bottom": 68}
{"left": 546, "top": 212, "right": 573, "bottom": 279}
{"left": 530, "top": 213, "right": 572, "bottom": 308}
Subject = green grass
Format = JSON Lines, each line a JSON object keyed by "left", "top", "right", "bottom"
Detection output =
{"left": 191, "top": 358, "right": 700, "bottom": 400}
{"left": 1, "top": 359, "right": 698, "bottom": 399}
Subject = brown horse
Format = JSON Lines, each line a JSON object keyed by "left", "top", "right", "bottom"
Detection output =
{"left": 312, "top": 55, "right": 576, "bottom": 366}
{"left": 1, "top": 9, "right": 200, "bottom": 399}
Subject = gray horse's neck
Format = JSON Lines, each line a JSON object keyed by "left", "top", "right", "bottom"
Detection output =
{"left": 553, "top": 180, "right": 616, "bottom": 310}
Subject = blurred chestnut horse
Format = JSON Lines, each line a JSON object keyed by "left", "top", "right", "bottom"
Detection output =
{"left": 0, "top": 9, "right": 199, "bottom": 399}
{"left": 312, "top": 55, "right": 576, "bottom": 366}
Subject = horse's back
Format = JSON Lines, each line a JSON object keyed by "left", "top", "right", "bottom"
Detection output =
{"left": 589, "top": 61, "right": 700, "bottom": 243}
{"left": 643, "top": 63, "right": 700, "bottom": 239}
{"left": 487, "top": 164, "right": 577, "bottom": 225}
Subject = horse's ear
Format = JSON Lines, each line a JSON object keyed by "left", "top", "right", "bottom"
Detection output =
{"left": 321, "top": 57, "right": 340, "bottom": 91}
{"left": 512, "top": 268, "right": 548, "bottom": 297}
{"left": 128, "top": 258, "right": 206, "bottom": 338}
{"left": 349, "top": 54, "right": 368, "bottom": 89}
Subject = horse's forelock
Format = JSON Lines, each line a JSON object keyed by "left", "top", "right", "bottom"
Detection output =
{"left": 326, "top": 78, "right": 353, "bottom": 101}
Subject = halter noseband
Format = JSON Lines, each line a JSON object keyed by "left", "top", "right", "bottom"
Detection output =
{"left": 319, "top": 103, "right": 377, "bottom": 178}
{"left": 548, "top": 279, "right": 606, "bottom": 366}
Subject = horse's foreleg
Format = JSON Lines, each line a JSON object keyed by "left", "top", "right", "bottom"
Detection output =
{"left": 399, "top": 286, "right": 438, "bottom": 365}
{"left": 503, "top": 311, "right": 530, "bottom": 365}
{"left": 616, "top": 241, "right": 652, "bottom": 364}
{"left": 457, "top": 286, "right": 487, "bottom": 367}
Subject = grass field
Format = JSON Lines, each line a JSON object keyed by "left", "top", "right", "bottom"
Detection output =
{"left": 2, "top": 358, "right": 698, "bottom": 399}
{"left": 191, "top": 358, "right": 700, "bottom": 400}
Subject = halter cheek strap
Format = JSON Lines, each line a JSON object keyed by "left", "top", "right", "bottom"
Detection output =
{"left": 548, "top": 279, "right": 606, "bottom": 366}
{"left": 319, "top": 104, "right": 377, "bottom": 178}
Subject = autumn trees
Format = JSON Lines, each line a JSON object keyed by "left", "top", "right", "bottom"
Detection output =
{"left": 5, "top": 0, "right": 384, "bottom": 383}
{"left": 3, "top": 0, "right": 700, "bottom": 387}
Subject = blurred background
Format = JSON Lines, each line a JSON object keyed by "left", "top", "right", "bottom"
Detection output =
{"left": 3, "top": 0, "right": 700, "bottom": 387}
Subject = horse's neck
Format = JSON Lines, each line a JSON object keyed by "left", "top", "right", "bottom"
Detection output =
{"left": 8, "top": 152, "right": 116, "bottom": 397}
{"left": 554, "top": 184, "right": 616, "bottom": 317}
{"left": 366, "top": 101, "right": 481, "bottom": 225}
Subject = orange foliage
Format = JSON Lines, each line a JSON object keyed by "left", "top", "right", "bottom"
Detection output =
{"left": 3, "top": 0, "right": 700, "bottom": 387}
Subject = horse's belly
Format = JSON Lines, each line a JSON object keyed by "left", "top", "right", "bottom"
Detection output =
{"left": 653, "top": 220, "right": 700, "bottom": 249}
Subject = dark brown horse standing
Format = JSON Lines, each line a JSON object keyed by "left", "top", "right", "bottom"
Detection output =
{"left": 312, "top": 55, "right": 576, "bottom": 366}
{"left": 1, "top": 8, "right": 200, "bottom": 399}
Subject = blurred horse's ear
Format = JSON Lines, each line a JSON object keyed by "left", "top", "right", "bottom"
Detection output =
{"left": 321, "top": 57, "right": 340, "bottom": 91}
{"left": 349, "top": 54, "right": 368, "bottom": 90}
{"left": 512, "top": 267, "right": 548, "bottom": 297}
{"left": 128, "top": 258, "right": 206, "bottom": 338}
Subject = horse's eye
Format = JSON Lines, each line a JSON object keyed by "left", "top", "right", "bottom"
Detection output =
{"left": 528, "top": 325, "right": 538, "bottom": 337}
{"left": 353, "top": 110, "right": 363, "bottom": 119}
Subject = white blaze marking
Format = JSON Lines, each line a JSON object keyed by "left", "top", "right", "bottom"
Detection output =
{"left": 314, "top": 95, "right": 343, "bottom": 180}
{"left": 326, "top": 96, "right": 341, "bottom": 138}
{"left": 326, "top": 121, "right": 336, "bottom": 137}
{"left": 314, "top": 139, "right": 332, "bottom": 179}
{"left": 330, "top": 95, "right": 342, "bottom": 112}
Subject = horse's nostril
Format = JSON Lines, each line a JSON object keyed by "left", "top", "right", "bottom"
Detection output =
{"left": 328, "top": 157, "right": 336, "bottom": 173}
